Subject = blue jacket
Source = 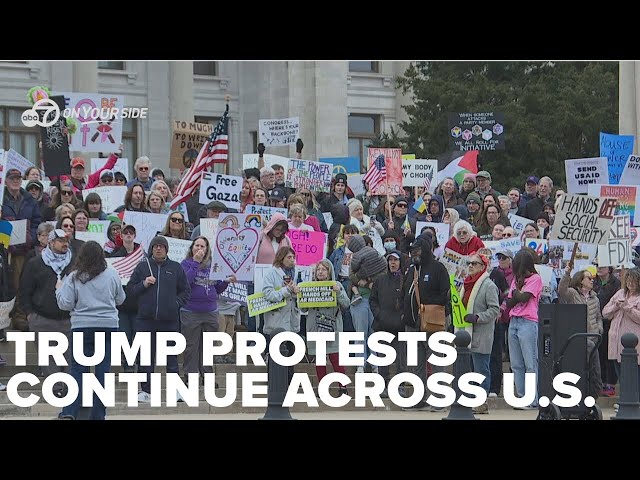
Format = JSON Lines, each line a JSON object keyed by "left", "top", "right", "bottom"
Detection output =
{"left": 2, "top": 188, "right": 42, "bottom": 254}
{"left": 129, "top": 256, "right": 191, "bottom": 323}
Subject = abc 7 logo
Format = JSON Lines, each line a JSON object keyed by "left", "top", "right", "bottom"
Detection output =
{"left": 22, "top": 99, "right": 60, "bottom": 128}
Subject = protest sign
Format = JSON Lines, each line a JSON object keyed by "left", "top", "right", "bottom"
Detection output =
{"left": 75, "top": 231, "right": 107, "bottom": 247}
{"left": 297, "top": 281, "right": 337, "bottom": 308}
{"left": 244, "top": 205, "right": 287, "bottom": 224}
{"left": 534, "top": 264, "right": 555, "bottom": 297}
{"left": 401, "top": 159, "right": 438, "bottom": 190}
{"left": 211, "top": 213, "right": 260, "bottom": 281}
{"left": 620, "top": 155, "right": 640, "bottom": 186}
{"left": 198, "top": 172, "right": 242, "bottom": 210}
{"left": 448, "top": 112, "right": 505, "bottom": 151}
{"left": 348, "top": 174, "right": 365, "bottom": 198}
{"left": 9, "top": 219, "right": 27, "bottom": 245}
{"left": 242, "top": 154, "right": 290, "bottom": 180}
{"left": 87, "top": 220, "right": 111, "bottom": 235}
{"left": 548, "top": 240, "right": 598, "bottom": 278}
{"left": 0, "top": 151, "right": 6, "bottom": 209}
{"left": 170, "top": 121, "right": 213, "bottom": 169}
{"left": 600, "top": 132, "right": 634, "bottom": 184}
{"left": 6, "top": 149, "right": 33, "bottom": 175}
{"left": 219, "top": 282, "right": 248, "bottom": 306}
{"left": 162, "top": 236, "right": 192, "bottom": 263}
{"left": 82, "top": 186, "right": 128, "bottom": 213}
{"left": 507, "top": 213, "right": 530, "bottom": 238}
{"left": 247, "top": 292, "right": 286, "bottom": 317}
{"left": 286, "top": 230, "right": 327, "bottom": 266}
{"left": 550, "top": 194, "right": 617, "bottom": 245}
{"left": 90, "top": 157, "right": 130, "bottom": 176}
{"left": 285, "top": 159, "right": 333, "bottom": 193}
{"left": 366, "top": 148, "right": 403, "bottom": 196}
{"left": 416, "top": 221, "right": 449, "bottom": 248}
{"left": 588, "top": 184, "right": 638, "bottom": 227}
{"left": 259, "top": 117, "right": 299, "bottom": 146}
{"left": 450, "top": 275, "right": 469, "bottom": 328}
{"left": 597, "top": 215, "right": 633, "bottom": 268}
{"left": 524, "top": 238, "right": 549, "bottom": 257}
{"left": 39, "top": 95, "right": 70, "bottom": 178}
{"left": 440, "top": 248, "right": 468, "bottom": 292}
{"left": 565, "top": 157, "right": 609, "bottom": 194}
{"left": 199, "top": 218, "right": 219, "bottom": 244}
{"left": 122, "top": 211, "right": 168, "bottom": 251}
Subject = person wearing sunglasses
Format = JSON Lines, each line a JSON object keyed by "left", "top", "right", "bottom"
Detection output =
{"left": 42, "top": 177, "right": 82, "bottom": 221}
{"left": 161, "top": 212, "right": 188, "bottom": 240}
{"left": 459, "top": 251, "right": 500, "bottom": 414}
{"left": 126, "top": 156, "right": 154, "bottom": 190}
{"left": 382, "top": 196, "right": 416, "bottom": 254}
{"left": 56, "top": 215, "right": 85, "bottom": 256}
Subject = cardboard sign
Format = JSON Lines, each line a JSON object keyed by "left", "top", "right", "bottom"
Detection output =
{"left": 550, "top": 194, "right": 617, "bottom": 245}
{"left": 90, "top": 157, "right": 130, "bottom": 176}
{"left": 565, "top": 157, "right": 609, "bottom": 194}
{"left": 600, "top": 132, "right": 634, "bottom": 184}
{"left": 297, "top": 281, "right": 337, "bottom": 308}
{"left": 597, "top": 215, "right": 633, "bottom": 268}
{"left": 587, "top": 184, "right": 638, "bottom": 227}
{"left": 286, "top": 230, "right": 327, "bottom": 266}
{"left": 619, "top": 154, "right": 640, "bottom": 187}
{"left": 247, "top": 292, "right": 286, "bottom": 317}
{"left": 258, "top": 117, "right": 299, "bottom": 146}
{"left": 170, "top": 121, "right": 213, "bottom": 169}
{"left": 198, "top": 172, "right": 242, "bottom": 210}
{"left": 219, "top": 281, "right": 248, "bottom": 306}
{"left": 82, "top": 186, "right": 128, "bottom": 213}
{"left": 285, "top": 159, "right": 333, "bottom": 193}
{"left": 401, "top": 159, "right": 438, "bottom": 190}
{"left": 366, "top": 148, "right": 403, "bottom": 196}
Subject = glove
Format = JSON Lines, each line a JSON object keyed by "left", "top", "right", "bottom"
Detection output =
{"left": 464, "top": 314, "right": 478, "bottom": 324}
{"left": 296, "top": 138, "right": 304, "bottom": 153}
{"left": 257, "top": 143, "right": 265, "bottom": 156}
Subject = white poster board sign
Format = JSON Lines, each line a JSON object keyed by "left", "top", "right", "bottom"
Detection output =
{"left": 597, "top": 215, "right": 633, "bottom": 268}
{"left": 198, "top": 172, "right": 242, "bottom": 210}
{"left": 242, "top": 154, "right": 290, "bottom": 180}
{"left": 162, "top": 236, "right": 192, "bottom": 263}
{"left": 565, "top": 157, "right": 609, "bottom": 194}
{"left": 401, "top": 159, "right": 438, "bottom": 190}
{"left": 550, "top": 194, "right": 617, "bottom": 245}
{"left": 258, "top": 117, "right": 299, "bottom": 146}
{"left": 90, "top": 157, "right": 130, "bottom": 176}
{"left": 6, "top": 149, "right": 34, "bottom": 175}
{"left": 8, "top": 219, "right": 27, "bottom": 246}
{"left": 619, "top": 154, "right": 640, "bottom": 186}
{"left": 123, "top": 211, "right": 168, "bottom": 251}
{"left": 82, "top": 186, "right": 128, "bottom": 213}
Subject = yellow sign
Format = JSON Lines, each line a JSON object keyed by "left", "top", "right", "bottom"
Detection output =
{"left": 297, "top": 281, "right": 337, "bottom": 308}
{"left": 450, "top": 275, "right": 471, "bottom": 328}
{"left": 247, "top": 292, "right": 286, "bottom": 317}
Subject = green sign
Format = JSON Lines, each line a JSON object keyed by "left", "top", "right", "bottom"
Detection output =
{"left": 450, "top": 275, "right": 471, "bottom": 328}
{"left": 247, "top": 292, "right": 286, "bottom": 317}
{"left": 297, "top": 281, "right": 337, "bottom": 308}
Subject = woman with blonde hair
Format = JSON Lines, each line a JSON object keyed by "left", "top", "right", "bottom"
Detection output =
{"left": 287, "top": 194, "right": 321, "bottom": 231}
{"left": 443, "top": 208, "right": 460, "bottom": 238}
{"left": 150, "top": 179, "right": 173, "bottom": 202}
{"left": 288, "top": 204, "right": 314, "bottom": 232}
{"left": 146, "top": 191, "right": 169, "bottom": 214}
{"left": 161, "top": 211, "right": 188, "bottom": 239}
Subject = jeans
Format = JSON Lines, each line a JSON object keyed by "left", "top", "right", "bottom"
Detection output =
{"left": 508, "top": 316, "right": 538, "bottom": 406}
{"left": 350, "top": 297, "right": 374, "bottom": 365}
{"left": 471, "top": 352, "right": 491, "bottom": 393}
{"left": 60, "top": 328, "right": 116, "bottom": 420}
{"left": 118, "top": 311, "right": 137, "bottom": 372}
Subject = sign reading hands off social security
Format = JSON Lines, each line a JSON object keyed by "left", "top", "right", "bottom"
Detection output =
{"left": 551, "top": 194, "right": 617, "bottom": 245}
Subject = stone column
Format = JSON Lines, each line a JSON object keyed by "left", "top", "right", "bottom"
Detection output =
{"left": 72, "top": 61, "right": 97, "bottom": 93}
{"left": 394, "top": 61, "right": 413, "bottom": 135}
{"left": 314, "top": 61, "right": 348, "bottom": 159}
{"left": 146, "top": 62, "right": 171, "bottom": 172}
{"left": 619, "top": 61, "right": 638, "bottom": 153}
{"left": 168, "top": 62, "right": 195, "bottom": 176}
{"left": 288, "top": 61, "right": 314, "bottom": 158}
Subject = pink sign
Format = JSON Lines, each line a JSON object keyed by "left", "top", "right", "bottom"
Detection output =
{"left": 286, "top": 230, "right": 327, "bottom": 266}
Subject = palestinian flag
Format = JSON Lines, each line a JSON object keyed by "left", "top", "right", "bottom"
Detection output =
{"left": 437, "top": 150, "right": 479, "bottom": 186}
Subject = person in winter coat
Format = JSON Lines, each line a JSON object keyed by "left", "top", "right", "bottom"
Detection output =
{"left": 304, "top": 259, "right": 350, "bottom": 395}
{"left": 425, "top": 194, "right": 445, "bottom": 223}
{"left": 256, "top": 213, "right": 292, "bottom": 266}
{"left": 558, "top": 264, "right": 603, "bottom": 398}
{"left": 128, "top": 236, "right": 191, "bottom": 403}
{"left": 181, "top": 236, "right": 236, "bottom": 379}
{"left": 445, "top": 220, "right": 485, "bottom": 256}
{"left": 347, "top": 235, "right": 387, "bottom": 303}
{"left": 458, "top": 251, "right": 500, "bottom": 414}
{"left": 382, "top": 196, "right": 416, "bottom": 254}
{"left": 593, "top": 266, "right": 622, "bottom": 396}
{"left": 370, "top": 250, "right": 407, "bottom": 397}
{"left": 401, "top": 234, "right": 450, "bottom": 411}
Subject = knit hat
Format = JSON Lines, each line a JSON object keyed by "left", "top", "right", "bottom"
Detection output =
{"left": 463, "top": 173, "right": 477, "bottom": 185}
{"left": 466, "top": 192, "right": 482, "bottom": 205}
{"left": 148, "top": 235, "right": 169, "bottom": 256}
{"left": 348, "top": 199, "right": 363, "bottom": 216}
{"left": 347, "top": 235, "right": 366, "bottom": 252}
{"left": 536, "top": 212, "right": 551, "bottom": 224}
{"left": 334, "top": 173, "right": 348, "bottom": 185}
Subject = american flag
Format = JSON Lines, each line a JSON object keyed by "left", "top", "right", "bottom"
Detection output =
{"left": 423, "top": 170, "right": 434, "bottom": 192}
{"left": 363, "top": 154, "right": 387, "bottom": 192}
{"left": 109, "top": 245, "right": 145, "bottom": 280}
{"left": 169, "top": 105, "right": 229, "bottom": 210}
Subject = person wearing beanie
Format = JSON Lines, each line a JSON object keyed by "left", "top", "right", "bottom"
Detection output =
{"left": 129, "top": 235, "right": 191, "bottom": 403}
{"left": 383, "top": 196, "right": 417, "bottom": 254}
{"left": 536, "top": 212, "right": 551, "bottom": 239}
{"left": 322, "top": 173, "right": 354, "bottom": 212}
{"left": 460, "top": 173, "right": 477, "bottom": 202}
{"left": 465, "top": 191, "right": 483, "bottom": 228}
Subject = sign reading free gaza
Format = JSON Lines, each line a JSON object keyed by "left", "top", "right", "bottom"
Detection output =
{"left": 199, "top": 172, "right": 243, "bottom": 210}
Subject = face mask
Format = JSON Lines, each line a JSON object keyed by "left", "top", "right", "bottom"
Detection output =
{"left": 384, "top": 241, "right": 396, "bottom": 251}
{"left": 412, "top": 255, "right": 421, "bottom": 266}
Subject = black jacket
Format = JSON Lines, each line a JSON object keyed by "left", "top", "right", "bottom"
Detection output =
{"left": 129, "top": 256, "right": 190, "bottom": 323}
{"left": 20, "top": 255, "right": 73, "bottom": 320}
{"left": 402, "top": 260, "right": 450, "bottom": 329}
{"left": 370, "top": 271, "right": 405, "bottom": 334}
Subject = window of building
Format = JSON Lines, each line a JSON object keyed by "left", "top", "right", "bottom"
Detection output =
{"left": 0, "top": 107, "right": 40, "bottom": 167}
{"left": 193, "top": 62, "right": 217, "bottom": 76}
{"left": 98, "top": 61, "right": 125, "bottom": 70}
{"left": 250, "top": 131, "right": 257, "bottom": 154}
{"left": 194, "top": 115, "right": 228, "bottom": 174}
{"left": 348, "top": 114, "right": 379, "bottom": 172}
{"left": 348, "top": 61, "right": 379, "bottom": 73}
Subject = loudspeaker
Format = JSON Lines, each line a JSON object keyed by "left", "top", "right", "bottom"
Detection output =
{"left": 537, "top": 304, "right": 587, "bottom": 399}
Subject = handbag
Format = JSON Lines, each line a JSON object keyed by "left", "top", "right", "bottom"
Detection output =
{"left": 413, "top": 269, "right": 445, "bottom": 333}
{"left": 311, "top": 309, "right": 339, "bottom": 333}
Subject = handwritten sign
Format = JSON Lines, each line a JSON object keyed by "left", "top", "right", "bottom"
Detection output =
{"left": 402, "top": 159, "right": 438, "bottom": 190}
{"left": 122, "top": 211, "right": 168, "bottom": 251}
{"left": 565, "top": 157, "right": 609, "bottom": 194}
{"left": 620, "top": 154, "right": 640, "bottom": 187}
{"left": 219, "top": 281, "right": 248, "bottom": 306}
{"left": 170, "top": 121, "right": 213, "bottom": 169}
{"left": 588, "top": 184, "right": 639, "bottom": 227}
{"left": 244, "top": 205, "right": 287, "bottom": 224}
{"left": 550, "top": 194, "right": 617, "bottom": 245}
{"left": 297, "top": 281, "right": 337, "bottom": 308}
{"left": 366, "top": 148, "right": 403, "bottom": 196}
{"left": 286, "top": 230, "right": 327, "bottom": 266}
{"left": 198, "top": 172, "right": 242, "bottom": 210}
{"left": 82, "top": 186, "right": 128, "bottom": 213}
{"left": 258, "top": 117, "right": 299, "bottom": 146}
{"left": 285, "top": 159, "right": 333, "bottom": 193}
{"left": 600, "top": 132, "right": 634, "bottom": 184}
{"left": 450, "top": 275, "right": 469, "bottom": 328}
{"left": 507, "top": 213, "right": 531, "bottom": 239}
{"left": 199, "top": 218, "right": 219, "bottom": 244}
{"left": 90, "top": 157, "right": 130, "bottom": 177}
{"left": 87, "top": 220, "right": 111, "bottom": 235}
{"left": 247, "top": 292, "right": 286, "bottom": 317}
{"left": 162, "top": 236, "right": 192, "bottom": 263}
{"left": 416, "top": 221, "right": 449, "bottom": 248}
{"left": 597, "top": 215, "right": 633, "bottom": 268}
{"left": 211, "top": 214, "right": 259, "bottom": 282}
{"left": 6, "top": 149, "right": 33, "bottom": 175}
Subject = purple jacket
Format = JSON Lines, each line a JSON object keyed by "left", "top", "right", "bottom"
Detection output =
{"left": 181, "top": 258, "right": 228, "bottom": 313}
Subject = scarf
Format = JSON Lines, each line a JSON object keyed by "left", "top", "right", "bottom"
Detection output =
{"left": 283, "top": 266, "right": 295, "bottom": 281}
{"left": 463, "top": 271, "right": 484, "bottom": 307}
{"left": 41, "top": 245, "right": 72, "bottom": 278}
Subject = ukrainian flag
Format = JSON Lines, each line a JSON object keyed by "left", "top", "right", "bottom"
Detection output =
{"left": 0, "top": 220, "right": 13, "bottom": 248}
{"left": 412, "top": 196, "right": 426, "bottom": 213}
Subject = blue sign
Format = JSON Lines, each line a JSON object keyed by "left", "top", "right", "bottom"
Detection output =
{"left": 319, "top": 156, "right": 360, "bottom": 175}
{"left": 600, "top": 132, "right": 634, "bottom": 184}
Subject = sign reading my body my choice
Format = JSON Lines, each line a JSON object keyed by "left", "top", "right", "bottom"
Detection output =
{"left": 198, "top": 172, "right": 242, "bottom": 210}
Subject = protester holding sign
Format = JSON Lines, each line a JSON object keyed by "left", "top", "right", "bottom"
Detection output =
{"left": 180, "top": 236, "right": 236, "bottom": 380}
{"left": 304, "top": 259, "right": 349, "bottom": 395}
{"left": 256, "top": 213, "right": 291, "bottom": 265}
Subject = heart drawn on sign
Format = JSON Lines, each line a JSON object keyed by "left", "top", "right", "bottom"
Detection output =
{"left": 216, "top": 227, "right": 259, "bottom": 273}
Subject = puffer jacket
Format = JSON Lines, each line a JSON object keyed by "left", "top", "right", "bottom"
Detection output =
{"left": 558, "top": 272, "right": 603, "bottom": 335}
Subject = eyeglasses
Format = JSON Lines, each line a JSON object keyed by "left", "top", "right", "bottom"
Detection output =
{"left": 468, "top": 261, "right": 484, "bottom": 267}
{"left": 497, "top": 254, "right": 509, "bottom": 260}
{"left": 396, "top": 204, "right": 408, "bottom": 208}
{"left": 171, "top": 217, "right": 184, "bottom": 223}
{"left": 138, "top": 166, "right": 149, "bottom": 171}
{"left": 62, "top": 224, "right": 74, "bottom": 229}
{"left": 61, "top": 190, "right": 73, "bottom": 196}
{"left": 503, "top": 233, "right": 513, "bottom": 237}
{"left": 458, "top": 231, "right": 469, "bottom": 236}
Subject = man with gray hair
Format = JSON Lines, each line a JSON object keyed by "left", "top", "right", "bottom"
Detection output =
{"left": 260, "top": 166, "right": 276, "bottom": 193}
{"left": 20, "top": 229, "right": 74, "bottom": 396}
{"left": 521, "top": 176, "right": 553, "bottom": 221}
{"left": 127, "top": 156, "right": 154, "bottom": 190}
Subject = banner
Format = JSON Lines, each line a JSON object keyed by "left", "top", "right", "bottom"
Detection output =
{"left": 258, "top": 117, "right": 299, "bottom": 146}
{"left": 448, "top": 112, "right": 505, "bottom": 151}
{"left": 619, "top": 154, "right": 640, "bottom": 186}
{"left": 198, "top": 172, "right": 242, "bottom": 210}
{"left": 285, "top": 159, "right": 333, "bottom": 193}
{"left": 550, "top": 194, "right": 617, "bottom": 245}
{"left": 600, "top": 132, "right": 634, "bottom": 184}
{"left": 82, "top": 186, "right": 128, "bottom": 213}
{"left": 597, "top": 215, "right": 633, "bottom": 268}
{"left": 210, "top": 213, "right": 260, "bottom": 282}
{"left": 587, "top": 184, "right": 638, "bottom": 227}
{"left": 170, "top": 121, "right": 213, "bottom": 169}
{"left": 247, "top": 292, "right": 286, "bottom": 317}
{"left": 401, "top": 159, "right": 438, "bottom": 190}
{"left": 286, "top": 230, "right": 327, "bottom": 266}
{"left": 297, "top": 281, "right": 337, "bottom": 308}
{"left": 219, "top": 281, "right": 248, "bottom": 306}
{"left": 40, "top": 95, "right": 70, "bottom": 178}
{"left": 564, "top": 157, "right": 609, "bottom": 194}
{"left": 366, "top": 148, "right": 403, "bottom": 196}
{"left": 319, "top": 156, "right": 360, "bottom": 175}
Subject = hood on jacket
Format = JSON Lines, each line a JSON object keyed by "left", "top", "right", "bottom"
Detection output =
{"left": 148, "top": 235, "right": 168, "bottom": 257}
{"left": 313, "top": 258, "right": 337, "bottom": 281}
{"left": 347, "top": 234, "right": 366, "bottom": 253}
{"left": 428, "top": 194, "right": 445, "bottom": 218}
{"left": 262, "top": 212, "right": 289, "bottom": 237}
